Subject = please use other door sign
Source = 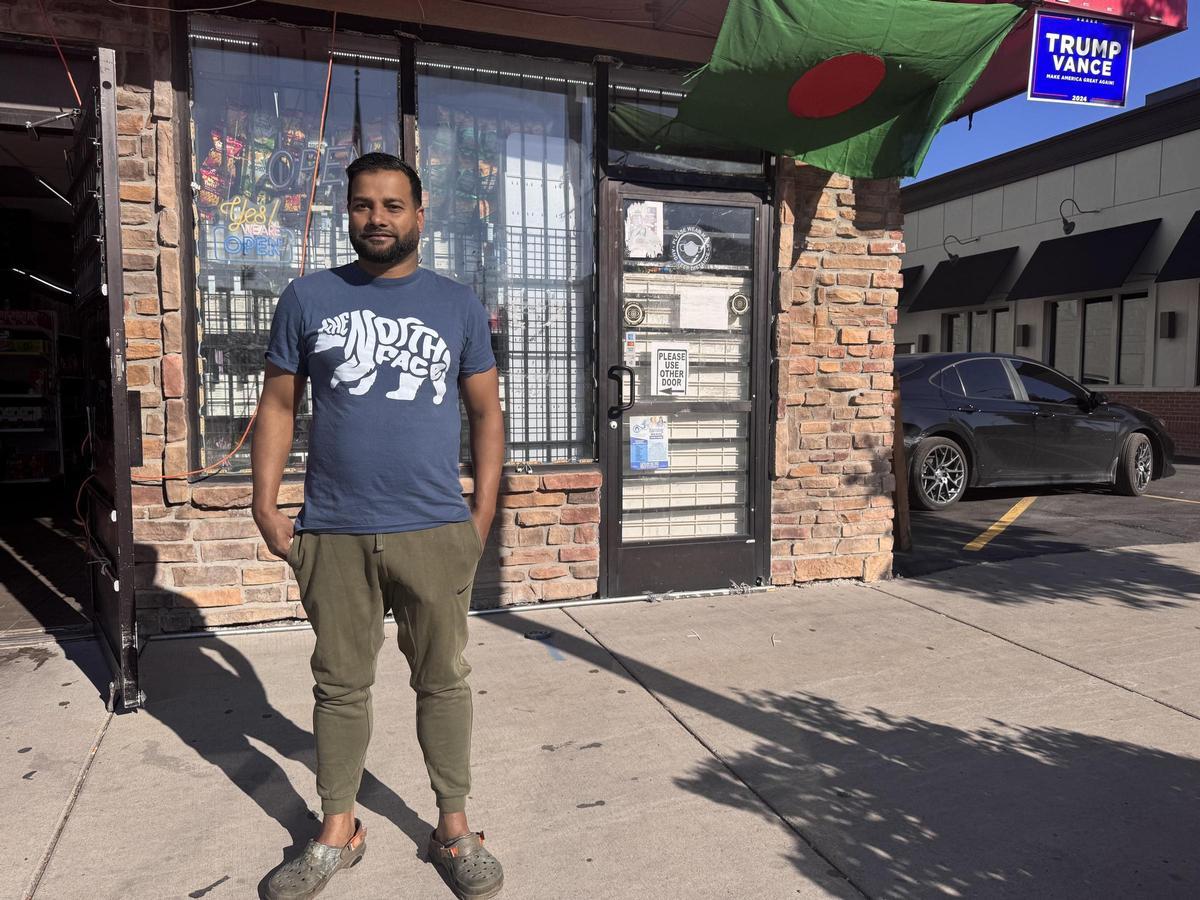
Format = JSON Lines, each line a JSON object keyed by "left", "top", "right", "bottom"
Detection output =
{"left": 653, "top": 343, "right": 689, "bottom": 396}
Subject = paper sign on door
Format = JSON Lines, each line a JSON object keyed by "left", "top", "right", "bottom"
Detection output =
{"left": 652, "top": 343, "right": 689, "bottom": 396}
{"left": 630, "top": 415, "right": 669, "bottom": 470}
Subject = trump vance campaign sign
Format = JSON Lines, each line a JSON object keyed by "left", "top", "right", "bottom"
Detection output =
{"left": 1028, "top": 11, "right": 1134, "bottom": 108}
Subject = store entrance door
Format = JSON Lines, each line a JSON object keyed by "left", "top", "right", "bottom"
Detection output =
{"left": 69, "top": 48, "right": 140, "bottom": 710}
{"left": 599, "top": 183, "right": 770, "bottom": 597}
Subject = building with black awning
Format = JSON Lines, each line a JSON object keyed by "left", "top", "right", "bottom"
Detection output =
{"left": 1156, "top": 210, "right": 1200, "bottom": 284}
{"left": 898, "top": 78, "right": 1200, "bottom": 457}
{"left": 1007, "top": 220, "right": 1160, "bottom": 301}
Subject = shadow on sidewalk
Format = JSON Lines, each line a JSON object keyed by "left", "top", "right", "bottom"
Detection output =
{"left": 134, "top": 544, "right": 435, "bottom": 897}
{"left": 481, "top": 610, "right": 1200, "bottom": 897}
{"left": 896, "top": 521, "right": 1200, "bottom": 609}
{"left": 674, "top": 690, "right": 1200, "bottom": 897}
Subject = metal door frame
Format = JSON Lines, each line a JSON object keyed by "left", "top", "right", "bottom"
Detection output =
{"left": 598, "top": 177, "right": 772, "bottom": 597}
{"left": 71, "top": 47, "right": 139, "bottom": 710}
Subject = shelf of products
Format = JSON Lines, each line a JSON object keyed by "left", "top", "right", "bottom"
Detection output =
{"left": 0, "top": 310, "right": 64, "bottom": 484}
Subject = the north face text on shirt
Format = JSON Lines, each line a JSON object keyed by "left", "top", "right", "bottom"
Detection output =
{"left": 314, "top": 309, "right": 451, "bottom": 403}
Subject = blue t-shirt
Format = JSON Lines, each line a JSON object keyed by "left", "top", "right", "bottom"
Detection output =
{"left": 265, "top": 264, "right": 496, "bottom": 533}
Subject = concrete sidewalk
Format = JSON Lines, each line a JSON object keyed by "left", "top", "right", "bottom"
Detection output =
{"left": 5, "top": 543, "right": 1199, "bottom": 899}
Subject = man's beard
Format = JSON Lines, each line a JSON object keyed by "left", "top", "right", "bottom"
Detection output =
{"left": 349, "top": 224, "right": 419, "bottom": 265}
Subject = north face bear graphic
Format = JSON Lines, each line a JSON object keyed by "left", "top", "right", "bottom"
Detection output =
{"left": 314, "top": 310, "right": 452, "bottom": 403}
{"left": 266, "top": 265, "right": 496, "bottom": 534}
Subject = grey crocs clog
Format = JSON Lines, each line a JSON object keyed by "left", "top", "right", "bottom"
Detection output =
{"left": 266, "top": 819, "right": 366, "bottom": 900}
{"left": 428, "top": 830, "right": 504, "bottom": 899}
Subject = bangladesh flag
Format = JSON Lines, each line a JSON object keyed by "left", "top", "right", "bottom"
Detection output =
{"left": 675, "top": 0, "right": 1024, "bottom": 178}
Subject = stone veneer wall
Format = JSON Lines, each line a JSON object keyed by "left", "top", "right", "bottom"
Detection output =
{"left": 132, "top": 471, "right": 602, "bottom": 633}
{"left": 770, "top": 162, "right": 901, "bottom": 585}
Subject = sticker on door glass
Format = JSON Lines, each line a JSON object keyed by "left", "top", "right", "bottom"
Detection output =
{"left": 652, "top": 343, "right": 689, "bottom": 396}
{"left": 624, "top": 331, "right": 639, "bottom": 363}
{"left": 671, "top": 225, "right": 712, "bottom": 270}
{"left": 625, "top": 201, "right": 664, "bottom": 259}
{"left": 630, "top": 415, "right": 669, "bottom": 470}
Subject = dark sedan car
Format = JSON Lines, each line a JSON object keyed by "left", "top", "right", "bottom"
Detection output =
{"left": 898, "top": 353, "right": 1176, "bottom": 510}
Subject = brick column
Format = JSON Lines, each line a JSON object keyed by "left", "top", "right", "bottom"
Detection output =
{"left": 771, "top": 162, "right": 901, "bottom": 585}
{"left": 490, "top": 470, "right": 601, "bottom": 606}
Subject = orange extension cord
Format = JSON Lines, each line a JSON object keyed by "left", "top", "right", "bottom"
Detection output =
{"left": 37, "top": 0, "right": 83, "bottom": 108}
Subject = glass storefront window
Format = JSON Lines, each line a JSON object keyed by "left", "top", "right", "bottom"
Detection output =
{"left": 943, "top": 312, "right": 968, "bottom": 352}
{"left": 970, "top": 310, "right": 991, "bottom": 352}
{"left": 993, "top": 307, "right": 1012, "bottom": 353}
{"left": 608, "top": 68, "right": 765, "bottom": 176}
{"left": 1050, "top": 300, "right": 1079, "bottom": 377}
{"left": 188, "top": 16, "right": 402, "bottom": 471}
{"left": 1118, "top": 293, "right": 1148, "bottom": 385}
{"left": 1082, "top": 296, "right": 1114, "bottom": 384}
{"left": 415, "top": 46, "right": 595, "bottom": 463}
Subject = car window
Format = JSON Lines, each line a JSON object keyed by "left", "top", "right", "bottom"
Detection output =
{"left": 1014, "top": 360, "right": 1086, "bottom": 405}
{"left": 956, "top": 359, "right": 1014, "bottom": 400}
{"left": 896, "top": 358, "right": 926, "bottom": 380}
{"left": 936, "top": 365, "right": 964, "bottom": 395}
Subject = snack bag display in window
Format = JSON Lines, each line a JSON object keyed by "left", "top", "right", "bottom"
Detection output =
{"left": 249, "top": 111, "right": 278, "bottom": 181}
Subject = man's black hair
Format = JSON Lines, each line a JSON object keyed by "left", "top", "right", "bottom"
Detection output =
{"left": 345, "top": 152, "right": 423, "bottom": 207}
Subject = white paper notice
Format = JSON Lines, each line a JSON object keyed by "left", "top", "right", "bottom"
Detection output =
{"left": 625, "top": 201, "right": 664, "bottom": 259}
{"left": 678, "top": 285, "right": 731, "bottom": 331}
{"left": 652, "top": 343, "right": 689, "bottom": 396}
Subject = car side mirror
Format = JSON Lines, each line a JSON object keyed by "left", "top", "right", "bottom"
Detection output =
{"left": 1089, "top": 392, "right": 1109, "bottom": 410}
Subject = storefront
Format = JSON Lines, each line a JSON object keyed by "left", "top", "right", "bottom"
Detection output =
{"left": 898, "top": 78, "right": 1200, "bottom": 458}
{"left": 0, "top": 0, "right": 904, "bottom": 709}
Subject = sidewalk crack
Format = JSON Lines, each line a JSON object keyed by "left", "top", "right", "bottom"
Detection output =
{"left": 867, "top": 583, "right": 1200, "bottom": 724}
{"left": 22, "top": 711, "right": 115, "bottom": 900}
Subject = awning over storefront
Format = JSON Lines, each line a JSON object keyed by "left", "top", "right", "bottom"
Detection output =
{"left": 897, "top": 265, "right": 923, "bottom": 309}
{"left": 1007, "top": 219, "right": 1161, "bottom": 301}
{"left": 1156, "top": 211, "right": 1200, "bottom": 283}
{"left": 906, "top": 248, "right": 1016, "bottom": 312}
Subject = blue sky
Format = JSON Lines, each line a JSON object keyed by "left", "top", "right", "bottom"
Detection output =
{"left": 912, "top": 9, "right": 1200, "bottom": 183}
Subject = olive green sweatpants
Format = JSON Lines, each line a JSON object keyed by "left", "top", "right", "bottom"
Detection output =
{"left": 287, "top": 520, "right": 482, "bottom": 816}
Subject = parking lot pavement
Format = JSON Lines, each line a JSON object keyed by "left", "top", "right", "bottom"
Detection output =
{"left": 895, "top": 462, "right": 1200, "bottom": 578}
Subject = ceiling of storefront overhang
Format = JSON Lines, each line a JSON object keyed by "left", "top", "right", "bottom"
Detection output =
{"left": 277, "top": 0, "right": 1187, "bottom": 120}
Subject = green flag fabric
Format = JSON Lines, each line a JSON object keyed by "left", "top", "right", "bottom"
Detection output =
{"left": 609, "top": 102, "right": 755, "bottom": 159}
{"left": 675, "top": 0, "right": 1024, "bottom": 178}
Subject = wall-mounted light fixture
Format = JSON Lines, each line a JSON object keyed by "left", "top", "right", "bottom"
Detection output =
{"left": 1059, "top": 198, "right": 1100, "bottom": 235}
{"left": 917, "top": 333, "right": 931, "bottom": 353}
{"left": 1016, "top": 323, "right": 1033, "bottom": 347}
{"left": 942, "top": 233, "right": 979, "bottom": 263}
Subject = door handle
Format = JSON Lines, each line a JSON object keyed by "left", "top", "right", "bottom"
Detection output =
{"left": 1034, "top": 411, "right": 1056, "bottom": 418}
{"left": 608, "top": 365, "right": 636, "bottom": 418}
{"left": 956, "top": 404, "right": 978, "bottom": 413}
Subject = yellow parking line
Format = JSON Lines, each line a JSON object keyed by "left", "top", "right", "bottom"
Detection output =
{"left": 1144, "top": 494, "right": 1200, "bottom": 505}
{"left": 964, "top": 496, "right": 1037, "bottom": 552}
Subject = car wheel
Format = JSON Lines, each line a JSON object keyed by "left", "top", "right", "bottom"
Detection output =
{"left": 1114, "top": 432, "right": 1153, "bottom": 496}
{"left": 911, "top": 437, "right": 969, "bottom": 511}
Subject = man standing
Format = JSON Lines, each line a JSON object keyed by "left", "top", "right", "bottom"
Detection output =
{"left": 253, "top": 152, "right": 505, "bottom": 900}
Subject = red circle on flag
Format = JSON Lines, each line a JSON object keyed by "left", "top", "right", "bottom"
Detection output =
{"left": 787, "top": 53, "right": 886, "bottom": 119}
